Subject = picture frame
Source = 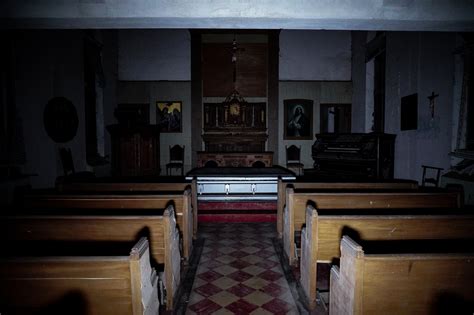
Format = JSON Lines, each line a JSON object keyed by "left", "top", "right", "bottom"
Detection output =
{"left": 284, "top": 99, "right": 313, "bottom": 140}
{"left": 156, "top": 101, "right": 182, "bottom": 133}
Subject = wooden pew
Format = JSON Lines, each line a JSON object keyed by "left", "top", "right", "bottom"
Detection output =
{"left": 276, "top": 179, "right": 418, "bottom": 238}
{"left": 0, "top": 237, "right": 159, "bottom": 315}
{"left": 56, "top": 180, "right": 198, "bottom": 240}
{"left": 0, "top": 206, "right": 181, "bottom": 309}
{"left": 300, "top": 205, "right": 474, "bottom": 309}
{"left": 57, "top": 180, "right": 189, "bottom": 193}
{"left": 22, "top": 189, "right": 193, "bottom": 262}
{"left": 284, "top": 187, "right": 462, "bottom": 265}
{"left": 330, "top": 236, "right": 474, "bottom": 315}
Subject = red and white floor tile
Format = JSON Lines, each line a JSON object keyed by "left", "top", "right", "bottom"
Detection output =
{"left": 186, "top": 223, "right": 299, "bottom": 315}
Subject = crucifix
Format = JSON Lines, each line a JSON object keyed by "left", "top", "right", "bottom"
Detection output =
{"left": 427, "top": 91, "right": 439, "bottom": 118}
{"left": 231, "top": 36, "right": 245, "bottom": 84}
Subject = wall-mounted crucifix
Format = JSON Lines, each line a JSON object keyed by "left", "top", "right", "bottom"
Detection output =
{"left": 427, "top": 91, "right": 439, "bottom": 118}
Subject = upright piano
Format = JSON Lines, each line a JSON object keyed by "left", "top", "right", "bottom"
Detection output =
{"left": 311, "top": 133, "right": 396, "bottom": 179}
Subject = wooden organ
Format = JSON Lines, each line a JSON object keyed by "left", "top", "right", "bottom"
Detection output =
{"left": 311, "top": 133, "right": 396, "bottom": 179}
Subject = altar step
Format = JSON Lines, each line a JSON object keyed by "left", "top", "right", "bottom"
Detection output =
{"left": 198, "top": 201, "right": 277, "bottom": 223}
{"left": 198, "top": 213, "right": 276, "bottom": 222}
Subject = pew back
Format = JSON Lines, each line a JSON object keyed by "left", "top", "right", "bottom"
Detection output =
{"left": 284, "top": 188, "right": 462, "bottom": 264}
{"left": 0, "top": 206, "right": 181, "bottom": 309}
{"left": 57, "top": 181, "right": 190, "bottom": 193}
{"left": 276, "top": 179, "right": 418, "bottom": 237}
{"left": 299, "top": 205, "right": 474, "bottom": 309}
{"left": 330, "top": 236, "right": 474, "bottom": 315}
{"left": 22, "top": 189, "right": 193, "bottom": 261}
{"left": 0, "top": 237, "right": 159, "bottom": 315}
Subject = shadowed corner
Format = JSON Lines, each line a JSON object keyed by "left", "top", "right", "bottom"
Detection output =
{"left": 432, "top": 291, "right": 474, "bottom": 315}
{"left": 34, "top": 290, "right": 88, "bottom": 315}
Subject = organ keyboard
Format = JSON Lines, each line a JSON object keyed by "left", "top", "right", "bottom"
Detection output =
{"left": 311, "top": 133, "right": 396, "bottom": 179}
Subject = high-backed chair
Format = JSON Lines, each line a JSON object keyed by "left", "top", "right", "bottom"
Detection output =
{"left": 421, "top": 165, "right": 443, "bottom": 187}
{"left": 286, "top": 145, "right": 304, "bottom": 176}
{"left": 59, "top": 147, "right": 95, "bottom": 180}
{"left": 166, "top": 145, "right": 185, "bottom": 176}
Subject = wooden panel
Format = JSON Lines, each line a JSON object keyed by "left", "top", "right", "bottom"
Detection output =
{"left": 286, "top": 190, "right": 462, "bottom": 264}
{"left": 300, "top": 191, "right": 460, "bottom": 209}
{"left": 1, "top": 216, "right": 166, "bottom": 264}
{"left": 362, "top": 256, "right": 474, "bottom": 315}
{"left": 0, "top": 277, "right": 133, "bottom": 315}
{"left": 107, "top": 124, "right": 160, "bottom": 177}
{"left": 331, "top": 236, "right": 474, "bottom": 315}
{"left": 202, "top": 43, "right": 267, "bottom": 97}
{"left": 0, "top": 259, "right": 131, "bottom": 278}
{"left": 277, "top": 180, "right": 418, "bottom": 238}
{"left": 0, "top": 239, "right": 158, "bottom": 315}
{"left": 292, "top": 191, "right": 461, "bottom": 230}
{"left": 316, "top": 215, "right": 474, "bottom": 262}
{"left": 57, "top": 182, "right": 190, "bottom": 192}
{"left": 202, "top": 43, "right": 233, "bottom": 97}
{"left": 301, "top": 209, "right": 474, "bottom": 308}
{"left": 22, "top": 189, "right": 194, "bottom": 261}
{"left": 235, "top": 44, "right": 267, "bottom": 97}
{"left": 197, "top": 152, "right": 273, "bottom": 167}
{"left": 24, "top": 193, "right": 182, "bottom": 209}
{"left": 290, "top": 181, "right": 418, "bottom": 190}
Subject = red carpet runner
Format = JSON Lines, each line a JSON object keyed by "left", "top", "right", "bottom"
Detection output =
{"left": 198, "top": 201, "right": 277, "bottom": 223}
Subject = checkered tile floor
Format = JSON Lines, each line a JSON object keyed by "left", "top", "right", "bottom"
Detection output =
{"left": 186, "top": 223, "right": 299, "bottom": 315}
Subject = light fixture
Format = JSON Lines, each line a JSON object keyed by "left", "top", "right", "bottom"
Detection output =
{"left": 222, "top": 35, "right": 247, "bottom": 123}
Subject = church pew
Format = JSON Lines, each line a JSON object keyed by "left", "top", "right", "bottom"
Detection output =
{"left": 329, "top": 235, "right": 474, "bottom": 315}
{"left": 0, "top": 237, "right": 159, "bottom": 315}
{"left": 277, "top": 180, "right": 419, "bottom": 238}
{"left": 284, "top": 187, "right": 462, "bottom": 265}
{"left": 21, "top": 189, "right": 193, "bottom": 261}
{"left": 300, "top": 205, "right": 474, "bottom": 309}
{"left": 57, "top": 180, "right": 190, "bottom": 193}
{"left": 276, "top": 179, "right": 419, "bottom": 237}
{"left": 0, "top": 206, "right": 181, "bottom": 309}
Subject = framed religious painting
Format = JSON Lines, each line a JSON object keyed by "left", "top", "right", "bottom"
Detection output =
{"left": 284, "top": 99, "right": 313, "bottom": 140}
{"left": 156, "top": 101, "right": 182, "bottom": 133}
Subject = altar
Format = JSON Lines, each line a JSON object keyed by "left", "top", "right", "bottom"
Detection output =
{"left": 186, "top": 166, "right": 295, "bottom": 222}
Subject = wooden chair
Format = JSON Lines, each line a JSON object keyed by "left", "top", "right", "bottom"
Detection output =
{"left": 166, "top": 145, "right": 184, "bottom": 176}
{"left": 421, "top": 165, "right": 443, "bottom": 187}
{"left": 286, "top": 145, "right": 304, "bottom": 176}
{"left": 59, "top": 147, "right": 95, "bottom": 179}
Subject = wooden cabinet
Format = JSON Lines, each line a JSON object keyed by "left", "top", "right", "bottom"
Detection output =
{"left": 107, "top": 124, "right": 160, "bottom": 176}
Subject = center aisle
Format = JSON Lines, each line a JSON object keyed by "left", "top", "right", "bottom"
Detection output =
{"left": 185, "top": 223, "right": 300, "bottom": 314}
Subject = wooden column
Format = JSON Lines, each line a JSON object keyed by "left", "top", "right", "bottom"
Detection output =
{"left": 267, "top": 30, "right": 280, "bottom": 164}
{"left": 191, "top": 30, "right": 202, "bottom": 167}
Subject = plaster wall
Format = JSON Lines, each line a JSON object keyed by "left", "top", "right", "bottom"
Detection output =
{"left": 14, "top": 31, "right": 87, "bottom": 188}
{"left": 279, "top": 81, "right": 352, "bottom": 168}
{"left": 117, "top": 81, "right": 192, "bottom": 173}
{"left": 118, "top": 30, "right": 191, "bottom": 81}
{"left": 117, "top": 30, "right": 352, "bottom": 168}
{"left": 351, "top": 31, "right": 367, "bottom": 132}
{"left": 384, "top": 32, "right": 456, "bottom": 182}
{"left": 280, "top": 30, "right": 351, "bottom": 81}
{"left": 100, "top": 30, "right": 119, "bottom": 177}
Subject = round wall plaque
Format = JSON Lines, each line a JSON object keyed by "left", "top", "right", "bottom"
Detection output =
{"left": 43, "top": 97, "right": 79, "bottom": 143}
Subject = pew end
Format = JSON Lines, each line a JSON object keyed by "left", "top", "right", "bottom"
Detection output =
{"left": 299, "top": 204, "right": 474, "bottom": 310}
{"left": 330, "top": 236, "right": 474, "bottom": 315}
{"left": 0, "top": 237, "right": 159, "bottom": 315}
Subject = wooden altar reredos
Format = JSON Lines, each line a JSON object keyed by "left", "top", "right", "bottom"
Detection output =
{"left": 201, "top": 101, "right": 271, "bottom": 166}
